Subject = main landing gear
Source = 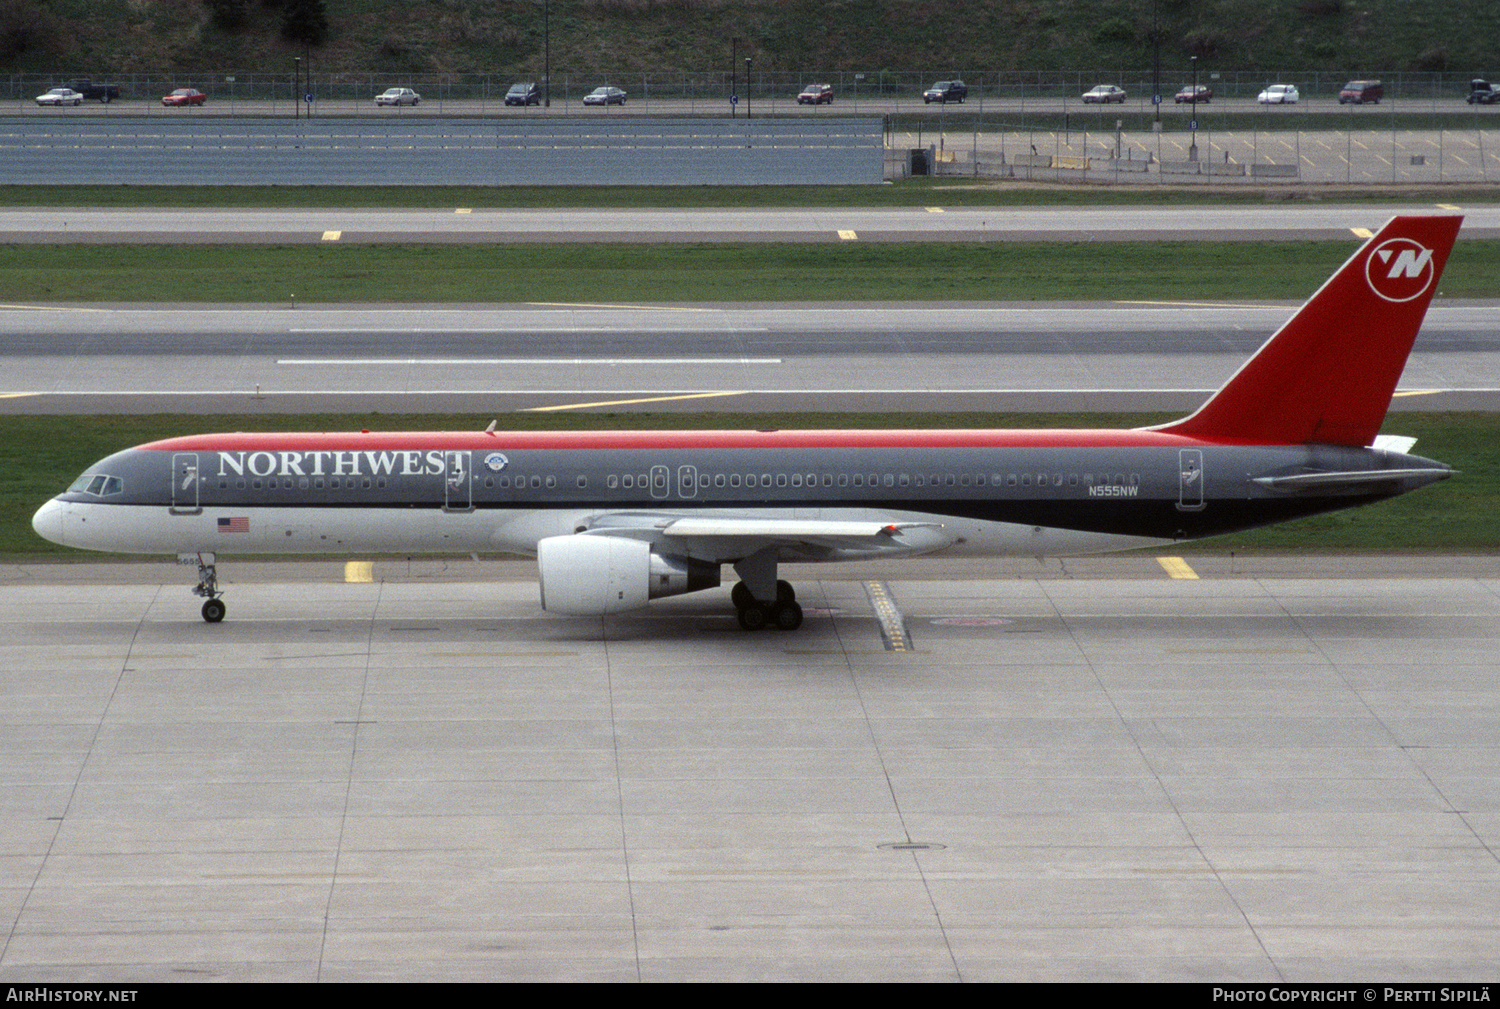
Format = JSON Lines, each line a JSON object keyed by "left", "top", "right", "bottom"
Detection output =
{"left": 731, "top": 580, "right": 803, "bottom": 631}
{"left": 182, "top": 552, "right": 226, "bottom": 623}
{"left": 730, "top": 546, "right": 804, "bottom": 631}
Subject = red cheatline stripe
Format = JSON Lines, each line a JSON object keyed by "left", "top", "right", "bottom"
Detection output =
{"left": 142, "top": 428, "right": 1218, "bottom": 453}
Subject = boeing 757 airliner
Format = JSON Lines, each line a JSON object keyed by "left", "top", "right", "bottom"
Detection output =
{"left": 32, "top": 215, "right": 1461, "bottom": 629}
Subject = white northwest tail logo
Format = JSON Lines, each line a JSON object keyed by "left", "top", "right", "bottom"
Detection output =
{"left": 1365, "top": 238, "right": 1437, "bottom": 302}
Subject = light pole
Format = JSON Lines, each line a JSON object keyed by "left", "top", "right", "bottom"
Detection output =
{"left": 1152, "top": 0, "right": 1161, "bottom": 127}
{"left": 293, "top": 57, "right": 301, "bottom": 120}
{"left": 1189, "top": 56, "right": 1199, "bottom": 161}
{"left": 543, "top": 0, "right": 551, "bottom": 107}
{"left": 745, "top": 57, "right": 752, "bottom": 119}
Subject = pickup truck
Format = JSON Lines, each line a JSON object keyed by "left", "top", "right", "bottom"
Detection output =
{"left": 62, "top": 80, "right": 122, "bottom": 103}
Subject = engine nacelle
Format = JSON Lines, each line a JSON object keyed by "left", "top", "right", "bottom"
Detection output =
{"left": 537, "top": 535, "right": 720, "bottom": 616}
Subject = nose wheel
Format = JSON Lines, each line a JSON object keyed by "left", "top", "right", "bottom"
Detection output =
{"left": 184, "top": 552, "right": 226, "bottom": 622}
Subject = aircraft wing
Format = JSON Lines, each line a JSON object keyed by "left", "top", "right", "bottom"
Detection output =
{"left": 581, "top": 513, "right": 950, "bottom": 561}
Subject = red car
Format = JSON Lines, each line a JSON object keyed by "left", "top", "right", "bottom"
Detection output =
{"left": 162, "top": 89, "right": 207, "bottom": 107}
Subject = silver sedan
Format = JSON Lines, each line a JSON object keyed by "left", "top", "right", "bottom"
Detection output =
{"left": 35, "top": 88, "right": 84, "bottom": 107}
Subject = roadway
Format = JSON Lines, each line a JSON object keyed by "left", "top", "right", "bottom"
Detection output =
{"left": 3, "top": 301, "right": 1497, "bottom": 414}
{"left": 4, "top": 205, "right": 1499, "bottom": 244}
{"left": 10, "top": 96, "right": 1500, "bottom": 118}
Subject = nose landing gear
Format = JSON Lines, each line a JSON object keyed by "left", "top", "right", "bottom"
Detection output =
{"left": 181, "top": 552, "right": 226, "bottom": 623}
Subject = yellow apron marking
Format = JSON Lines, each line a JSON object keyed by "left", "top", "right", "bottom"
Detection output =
{"left": 321, "top": 230, "right": 342, "bottom": 241}
{"left": 863, "top": 581, "right": 912, "bottom": 652}
{"left": 345, "top": 560, "right": 373, "bottom": 583}
{"left": 837, "top": 230, "right": 858, "bottom": 241}
{"left": 1158, "top": 556, "right": 1199, "bottom": 580}
{"left": 1350, "top": 227, "right": 1374, "bottom": 239}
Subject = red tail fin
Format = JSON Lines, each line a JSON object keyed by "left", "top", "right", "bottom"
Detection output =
{"left": 1152, "top": 215, "right": 1461, "bottom": 446}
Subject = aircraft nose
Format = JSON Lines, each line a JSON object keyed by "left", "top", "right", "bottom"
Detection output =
{"left": 31, "top": 498, "right": 65, "bottom": 546}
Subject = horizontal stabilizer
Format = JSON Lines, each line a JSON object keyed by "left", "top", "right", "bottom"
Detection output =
{"left": 1252, "top": 468, "right": 1453, "bottom": 493}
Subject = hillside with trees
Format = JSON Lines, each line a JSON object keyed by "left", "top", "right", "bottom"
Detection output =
{"left": 3, "top": 0, "right": 1494, "bottom": 78}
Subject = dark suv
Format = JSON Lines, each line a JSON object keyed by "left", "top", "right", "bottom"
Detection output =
{"left": 922, "top": 80, "right": 968, "bottom": 104}
{"left": 505, "top": 82, "right": 542, "bottom": 106}
{"left": 1338, "top": 80, "right": 1383, "bottom": 104}
{"left": 1468, "top": 79, "right": 1500, "bottom": 105}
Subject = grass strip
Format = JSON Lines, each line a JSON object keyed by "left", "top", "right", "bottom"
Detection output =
{"left": 5, "top": 240, "right": 1500, "bottom": 302}
{"left": 4, "top": 412, "right": 1496, "bottom": 557}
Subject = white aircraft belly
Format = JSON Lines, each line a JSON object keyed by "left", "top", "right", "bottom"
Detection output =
{"left": 40, "top": 500, "right": 1169, "bottom": 560}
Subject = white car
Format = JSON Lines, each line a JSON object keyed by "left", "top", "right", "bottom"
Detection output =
{"left": 35, "top": 88, "right": 84, "bottom": 107}
{"left": 1081, "top": 84, "right": 1127, "bottom": 104}
{"left": 375, "top": 88, "right": 421, "bottom": 107}
{"left": 1257, "top": 84, "right": 1300, "bottom": 104}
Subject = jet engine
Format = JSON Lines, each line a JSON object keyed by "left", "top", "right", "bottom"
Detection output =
{"left": 537, "top": 535, "right": 720, "bottom": 615}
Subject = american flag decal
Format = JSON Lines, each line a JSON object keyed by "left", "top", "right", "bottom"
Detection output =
{"left": 217, "top": 516, "right": 249, "bottom": 533}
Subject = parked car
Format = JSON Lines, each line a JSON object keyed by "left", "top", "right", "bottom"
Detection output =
{"left": 375, "top": 88, "right": 421, "bottom": 107}
{"left": 922, "top": 80, "right": 967, "bottom": 104}
{"left": 1339, "top": 80, "right": 1383, "bottom": 104}
{"left": 1257, "top": 84, "right": 1300, "bottom": 104}
{"left": 161, "top": 88, "right": 207, "bottom": 107}
{"left": 35, "top": 88, "right": 84, "bottom": 107}
{"left": 505, "top": 82, "right": 541, "bottom": 106}
{"left": 62, "top": 80, "right": 120, "bottom": 103}
{"left": 1174, "top": 85, "right": 1212, "bottom": 104}
{"left": 583, "top": 86, "right": 627, "bottom": 106}
{"left": 797, "top": 83, "right": 834, "bottom": 105}
{"left": 1081, "top": 84, "right": 1127, "bottom": 104}
{"left": 1468, "top": 79, "right": 1500, "bottom": 104}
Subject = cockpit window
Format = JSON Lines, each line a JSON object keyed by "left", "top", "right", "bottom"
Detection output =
{"left": 68, "top": 473, "right": 124, "bottom": 496}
